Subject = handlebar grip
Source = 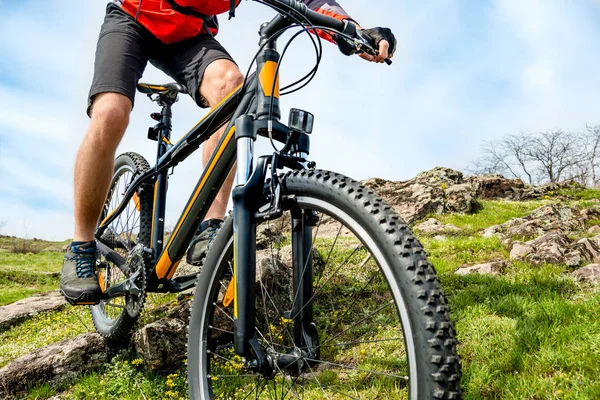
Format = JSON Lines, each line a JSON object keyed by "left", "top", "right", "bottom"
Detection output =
{"left": 260, "top": 0, "right": 345, "bottom": 32}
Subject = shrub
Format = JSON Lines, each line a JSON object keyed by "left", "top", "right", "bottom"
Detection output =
{"left": 10, "top": 239, "right": 41, "bottom": 254}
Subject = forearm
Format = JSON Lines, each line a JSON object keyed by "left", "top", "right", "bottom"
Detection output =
{"left": 302, "top": 0, "right": 358, "bottom": 41}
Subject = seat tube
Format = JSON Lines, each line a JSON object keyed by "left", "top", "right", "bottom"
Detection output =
{"left": 152, "top": 103, "right": 173, "bottom": 257}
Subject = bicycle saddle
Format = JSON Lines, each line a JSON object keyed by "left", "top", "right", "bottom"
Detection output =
{"left": 137, "top": 82, "right": 188, "bottom": 95}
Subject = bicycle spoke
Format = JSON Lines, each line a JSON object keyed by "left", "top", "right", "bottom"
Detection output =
{"left": 318, "top": 337, "right": 403, "bottom": 348}
{"left": 303, "top": 361, "right": 331, "bottom": 400}
{"left": 257, "top": 276, "right": 297, "bottom": 347}
{"left": 213, "top": 303, "right": 234, "bottom": 322}
{"left": 200, "top": 202, "right": 416, "bottom": 398}
{"left": 319, "top": 300, "right": 395, "bottom": 348}
{"left": 323, "top": 255, "right": 377, "bottom": 335}
{"left": 209, "top": 325, "right": 234, "bottom": 335}
{"left": 302, "top": 358, "right": 409, "bottom": 381}
{"left": 290, "top": 242, "right": 363, "bottom": 322}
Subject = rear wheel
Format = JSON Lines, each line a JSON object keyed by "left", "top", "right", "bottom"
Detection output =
{"left": 188, "top": 170, "right": 462, "bottom": 399}
{"left": 90, "top": 152, "right": 153, "bottom": 342}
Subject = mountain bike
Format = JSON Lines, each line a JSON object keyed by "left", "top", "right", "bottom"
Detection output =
{"left": 92, "top": 0, "right": 462, "bottom": 398}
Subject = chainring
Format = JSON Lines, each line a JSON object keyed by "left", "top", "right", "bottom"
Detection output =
{"left": 125, "top": 245, "right": 148, "bottom": 318}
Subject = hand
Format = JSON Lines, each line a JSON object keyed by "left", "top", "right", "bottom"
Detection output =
{"left": 358, "top": 27, "right": 397, "bottom": 64}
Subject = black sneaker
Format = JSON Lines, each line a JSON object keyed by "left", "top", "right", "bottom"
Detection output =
{"left": 59, "top": 241, "right": 102, "bottom": 305}
{"left": 186, "top": 219, "right": 222, "bottom": 266}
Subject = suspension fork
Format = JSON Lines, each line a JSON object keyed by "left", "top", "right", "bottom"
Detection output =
{"left": 231, "top": 115, "right": 264, "bottom": 360}
{"left": 291, "top": 209, "right": 317, "bottom": 348}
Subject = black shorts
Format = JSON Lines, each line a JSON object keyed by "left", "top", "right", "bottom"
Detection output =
{"left": 87, "top": 4, "right": 235, "bottom": 116}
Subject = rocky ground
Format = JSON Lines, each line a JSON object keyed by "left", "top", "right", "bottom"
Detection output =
{"left": 1, "top": 167, "right": 599, "bottom": 399}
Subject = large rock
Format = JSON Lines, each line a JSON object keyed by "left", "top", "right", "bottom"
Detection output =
{"left": 466, "top": 176, "right": 579, "bottom": 201}
{"left": 0, "top": 333, "right": 108, "bottom": 396}
{"left": 572, "top": 264, "right": 600, "bottom": 284}
{"left": 134, "top": 318, "right": 187, "bottom": 373}
{"left": 466, "top": 174, "right": 530, "bottom": 200}
{"left": 0, "top": 291, "right": 66, "bottom": 332}
{"left": 133, "top": 293, "right": 193, "bottom": 373}
{"left": 362, "top": 168, "right": 471, "bottom": 223}
{"left": 575, "top": 238, "right": 600, "bottom": 260}
{"left": 510, "top": 232, "right": 598, "bottom": 267}
{"left": 526, "top": 232, "right": 571, "bottom": 265}
{"left": 510, "top": 242, "right": 534, "bottom": 260}
{"left": 482, "top": 205, "right": 596, "bottom": 240}
{"left": 362, "top": 167, "right": 561, "bottom": 224}
{"left": 445, "top": 183, "right": 477, "bottom": 213}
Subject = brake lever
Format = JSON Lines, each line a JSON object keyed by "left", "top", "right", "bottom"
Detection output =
{"left": 354, "top": 32, "right": 392, "bottom": 65}
{"left": 356, "top": 42, "right": 392, "bottom": 65}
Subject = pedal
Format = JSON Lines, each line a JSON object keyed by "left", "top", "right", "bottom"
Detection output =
{"left": 168, "top": 272, "right": 199, "bottom": 293}
{"left": 60, "top": 290, "right": 101, "bottom": 306}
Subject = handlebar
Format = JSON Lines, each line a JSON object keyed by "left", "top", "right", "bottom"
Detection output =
{"left": 258, "top": 0, "right": 392, "bottom": 65}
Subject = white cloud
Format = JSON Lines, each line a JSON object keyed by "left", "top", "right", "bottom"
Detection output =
{"left": 1, "top": 0, "right": 600, "bottom": 239}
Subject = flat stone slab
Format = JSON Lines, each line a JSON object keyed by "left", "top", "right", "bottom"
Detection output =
{"left": 0, "top": 333, "right": 108, "bottom": 396}
{"left": 0, "top": 291, "right": 66, "bottom": 332}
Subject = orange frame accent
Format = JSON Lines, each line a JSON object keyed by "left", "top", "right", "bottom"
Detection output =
{"left": 259, "top": 61, "right": 280, "bottom": 98}
{"left": 155, "top": 125, "right": 237, "bottom": 280}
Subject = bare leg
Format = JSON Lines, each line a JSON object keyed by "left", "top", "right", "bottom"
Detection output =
{"left": 199, "top": 59, "right": 244, "bottom": 221}
{"left": 73, "top": 93, "right": 131, "bottom": 241}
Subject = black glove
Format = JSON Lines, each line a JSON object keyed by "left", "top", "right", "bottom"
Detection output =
{"left": 360, "top": 27, "right": 397, "bottom": 57}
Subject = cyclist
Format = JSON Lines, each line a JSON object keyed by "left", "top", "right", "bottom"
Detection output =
{"left": 60, "top": 0, "right": 397, "bottom": 305}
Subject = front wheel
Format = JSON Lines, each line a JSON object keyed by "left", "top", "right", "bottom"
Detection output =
{"left": 188, "top": 169, "right": 462, "bottom": 399}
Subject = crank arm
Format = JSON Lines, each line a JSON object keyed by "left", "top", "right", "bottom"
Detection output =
{"left": 96, "top": 241, "right": 130, "bottom": 275}
{"left": 102, "top": 270, "right": 141, "bottom": 299}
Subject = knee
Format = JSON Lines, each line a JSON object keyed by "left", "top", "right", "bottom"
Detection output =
{"left": 88, "top": 93, "right": 132, "bottom": 147}
{"left": 201, "top": 61, "right": 244, "bottom": 106}
{"left": 221, "top": 68, "right": 245, "bottom": 94}
{"left": 90, "top": 93, "right": 131, "bottom": 133}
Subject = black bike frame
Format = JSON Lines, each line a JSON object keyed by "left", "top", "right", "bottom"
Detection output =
{"left": 95, "top": 0, "right": 348, "bottom": 364}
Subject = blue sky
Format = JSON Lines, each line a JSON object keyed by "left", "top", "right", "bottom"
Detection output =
{"left": 1, "top": 0, "right": 600, "bottom": 240}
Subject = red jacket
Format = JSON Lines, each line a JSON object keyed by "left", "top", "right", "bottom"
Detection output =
{"left": 113, "top": 0, "right": 352, "bottom": 44}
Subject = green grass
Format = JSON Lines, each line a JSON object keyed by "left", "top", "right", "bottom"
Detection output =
{"left": 25, "top": 384, "right": 57, "bottom": 400}
{"left": 556, "top": 187, "right": 600, "bottom": 201}
{"left": 67, "top": 358, "right": 188, "bottom": 400}
{"left": 0, "top": 236, "right": 70, "bottom": 253}
{"left": 422, "top": 236, "right": 507, "bottom": 272}
{"left": 442, "top": 267, "right": 600, "bottom": 399}
{"left": 2, "top": 193, "right": 600, "bottom": 399}
{"left": 429, "top": 199, "right": 548, "bottom": 235}
{"left": 0, "top": 249, "right": 63, "bottom": 305}
{"left": 0, "top": 306, "right": 93, "bottom": 368}
{"left": 0, "top": 250, "right": 64, "bottom": 272}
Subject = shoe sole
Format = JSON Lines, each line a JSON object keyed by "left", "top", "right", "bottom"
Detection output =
{"left": 59, "top": 289, "right": 101, "bottom": 306}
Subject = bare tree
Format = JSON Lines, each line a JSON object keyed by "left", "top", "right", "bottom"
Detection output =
{"left": 473, "top": 133, "right": 534, "bottom": 183}
{"left": 524, "top": 130, "right": 582, "bottom": 183}
{"left": 585, "top": 124, "right": 600, "bottom": 186}
{"left": 470, "top": 126, "right": 591, "bottom": 185}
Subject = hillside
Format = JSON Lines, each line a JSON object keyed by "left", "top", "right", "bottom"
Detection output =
{"left": 0, "top": 168, "right": 599, "bottom": 399}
